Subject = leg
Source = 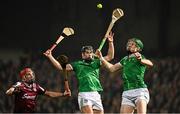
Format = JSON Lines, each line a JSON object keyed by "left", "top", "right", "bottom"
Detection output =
{"left": 78, "top": 93, "right": 93, "bottom": 114}
{"left": 120, "top": 104, "right": 134, "bottom": 114}
{"left": 78, "top": 92, "right": 103, "bottom": 114}
{"left": 136, "top": 99, "right": 147, "bottom": 114}
{"left": 135, "top": 88, "right": 149, "bottom": 114}
{"left": 93, "top": 109, "right": 104, "bottom": 114}
{"left": 81, "top": 105, "right": 93, "bottom": 114}
{"left": 92, "top": 92, "right": 104, "bottom": 114}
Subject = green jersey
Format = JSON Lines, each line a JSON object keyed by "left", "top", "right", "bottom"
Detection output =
{"left": 120, "top": 54, "right": 147, "bottom": 91}
{"left": 71, "top": 59, "right": 103, "bottom": 92}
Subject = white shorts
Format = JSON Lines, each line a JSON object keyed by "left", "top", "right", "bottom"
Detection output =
{"left": 121, "top": 88, "right": 150, "bottom": 107}
{"left": 78, "top": 91, "right": 104, "bottom": 111}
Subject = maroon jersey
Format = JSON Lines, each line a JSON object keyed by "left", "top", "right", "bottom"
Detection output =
{"left": 12, "top": 82, "right": 46, "bottom": 113}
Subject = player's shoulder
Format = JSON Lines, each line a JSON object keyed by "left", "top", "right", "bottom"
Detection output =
{"left": 121, "top": 56, "right": 128, "bottom": 60}
{"left": 14, "top": 82, "right": 22, "bottom": 86}
{"left": 16, "top": 81, "right": 22, "bottom": 84}
{"left": 71, "top": 60, "right": 83, "bottom": 64}
{"left": 119, "top": 56, "right": 129, "bottom": 64}
{"left": 93, "top": 58, "right": 100, "bottom": 63}
{"left": 33, "top": 83, "right": 45, "bottom": 92}
{"left": 33, "top": 82, "right": 41, "bottom": 87}
{"left": 141, "top": 54, "right": 146, "bottom": 59}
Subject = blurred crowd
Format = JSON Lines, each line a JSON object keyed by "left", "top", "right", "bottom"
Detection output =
{"left": 0, "top": 51, "right": 180, "bottom": 113}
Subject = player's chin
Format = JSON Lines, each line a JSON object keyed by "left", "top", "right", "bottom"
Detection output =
{"left": 128, "top": 48, "right": 136, "bottom": 53}
{"left": 87, "top": 57, "right": 93, "bottom": 60}
{"left": 84, "top": 57, "right": 94, "bottom": 61}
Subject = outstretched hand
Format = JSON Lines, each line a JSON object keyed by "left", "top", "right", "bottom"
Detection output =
{"left": 43, "top": 49, "right": 52, "bottom": 57}
{"left": 107, "top": 31, "right": 114, "bottom": 42}
{"left": 95, "top": 49, "right": 103, "bottom": 59}
{"left": 63, "top": 89, "right": 71, "bottom": 97}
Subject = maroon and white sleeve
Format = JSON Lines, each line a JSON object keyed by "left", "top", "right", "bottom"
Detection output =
{"left": 35, "top": 83, "right": 46, "bottom": 95}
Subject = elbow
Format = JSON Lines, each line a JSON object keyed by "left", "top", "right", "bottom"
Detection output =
{"left": 149, "top": 63, "right": 154, "bottom": 67}
{"left": 109, "top": 69, "right": 114, "bottom": 73}
{"left": 53, "top": 64, "right": 63, "bottom": 71}
{"left": 109, "top": 67, "right": 115, "bottom": 73}
{"left": 106, "top": 56, "right": 114, "bottom": 62}
{"left": 110, "top": 54, "right": 114, "bottom": 60}
{"left": 110, "top": 55, "right": 114, "bottom": 60}
{"left": 146, "top": 62, "right": 153, "bottom": 68}
{"left": 57, "top": 66, "right": 63, "bottom": 71}
{"left": 141, "top": 60, "right": 153, "bottom": 68}
{"left": 148, "top": 60, "right": 154, "bottom": 67}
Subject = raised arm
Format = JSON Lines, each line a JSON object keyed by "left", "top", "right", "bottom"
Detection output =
{"left": 103, "top": 32, "right": 114, "bottom": 61}
{"left": 44, "top": 49, "right": 73, "bottom": 71}
{"left": 96, "top": 50, "right": 122, "bottom": 72}
{"left": 44, "top": 49, "right": 63, "bottom": 70}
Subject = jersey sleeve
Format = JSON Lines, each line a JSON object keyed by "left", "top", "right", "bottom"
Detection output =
{"left": 141, "top": 55, "right": 146, "bottom": 59}
{"left": 95, "top": 58, "right": 101, "bottom": 67}
{"left": 12, "top": 82, "right": 22, "bottom": 88}
{"left": 120, "top": 57, "right": 126, "bottom": 66}
{"left": 70, "top": 61, "right": 78, "bottom": 72}
{"left": 36, "top": 84, "right": 46, "bottom": 95}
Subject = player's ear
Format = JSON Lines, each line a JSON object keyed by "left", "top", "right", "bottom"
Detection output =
{"left": 137, "top": 47, "right": 142, "bottom": 52}
{"left": 82, "top": 52, "right": 85, "bottom": 59}
{"left": 32, "top": 72, "right": 35, "bottom": 79}
{"left": 21, "top": 76, "right": 26, "bottom": 82}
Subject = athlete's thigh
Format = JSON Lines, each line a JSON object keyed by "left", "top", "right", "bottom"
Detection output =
{"left": 78, "top": 97, "right": 93, "bottom": 112}
{"left": 93, "top": 109, "right": 104, "bottom": 114}
{"left": 136, "top": 99, "right": 147, "bottom": 114}
{"left": 92, "top": 94, "right": 104, "bottom": 112}
{"left": 135, "top": 88, "right": 149, "bottom": 114}
{"left": 120, "top": 104, "right": 134, "bottom": 114}
{"left": 81, "top": 105, "right": 93, "bottom": 114}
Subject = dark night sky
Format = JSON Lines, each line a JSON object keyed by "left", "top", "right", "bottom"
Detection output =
{"left": 0, "top": 0, "right": 180, "bottom": 58}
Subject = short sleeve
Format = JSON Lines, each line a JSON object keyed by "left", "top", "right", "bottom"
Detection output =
{"left": 120, "top": 57, "right": 126, "bottom": 66}
{"left": 12, "top": 82, "right": 22, "bottom": 88}
{"left": 70, "top": 61, "right": 77, "bottom": 71}
{"left": 141, "top": 55, "right": 146, "bottom": 59}
{"left": 36, "top": 84, "right": 46, "bottom": 95}
{"left": 95, "top": 58, "right": 101, "bottom": 67}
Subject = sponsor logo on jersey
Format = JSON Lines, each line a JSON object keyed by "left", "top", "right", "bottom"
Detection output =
{"left": 22, "top": 93, "right": 36, "bottom": 100}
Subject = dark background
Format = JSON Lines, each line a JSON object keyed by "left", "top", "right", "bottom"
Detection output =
{"left": 0, "top": 0, "right": 180, "bottom": 60}
{"left": 1, "top": 0, "right": 180, "bottom": 113}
